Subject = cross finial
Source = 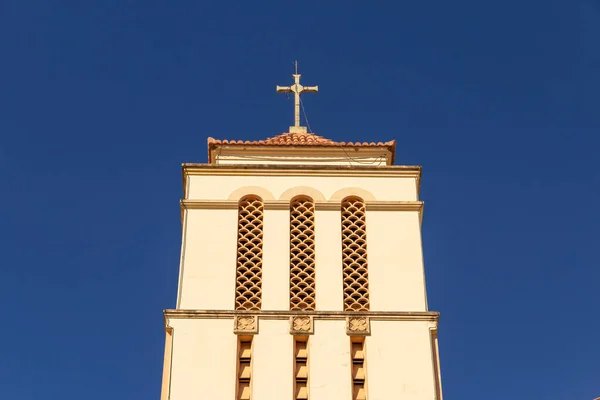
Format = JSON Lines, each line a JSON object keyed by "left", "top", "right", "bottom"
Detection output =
{"left": 276, "top": 62, "right": 318, "bottom": 133}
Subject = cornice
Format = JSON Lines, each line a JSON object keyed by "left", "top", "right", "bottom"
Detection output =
{"left": 181, "top": 164, "right": 422, "bottom": 200}
{"left": 180, "top": 200, "right": 424, "bottom": 225}
{"left": 264, "top": 200, "right": 289, "bottom": 210}
{"left": 164, "top": 309, "right": 439, "bottom": 323}
{"left": 180, "top": 199, "right": 424, "bottom": 213}
{"left": 365, "top": 201, "right": 424, "bottom": 212}
{"left": 315, "top": 202, "right": 341, "bottom": 211}
{"left": 183, "top": 164, "right": 421, "bottom": 178}
{"left": 181, "top": 200, "right": 237, "bottom": 209}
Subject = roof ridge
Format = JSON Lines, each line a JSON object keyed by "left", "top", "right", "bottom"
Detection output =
{"left": 264, "top": 131, "right": 334, "bottom": 145}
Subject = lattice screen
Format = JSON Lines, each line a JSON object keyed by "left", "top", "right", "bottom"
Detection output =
{"left": 341, "top": 197, "right": 370, "bottom": 311}
{"left": 290, "top": 196, "right": 316, "bottom": 311}
{"left": 235, "top": 196, "right": 264, "bottom": 310}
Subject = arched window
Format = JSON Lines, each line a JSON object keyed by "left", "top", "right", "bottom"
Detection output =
{"left": 235, "top": 195, "right": 264, "bottom": 310}
{"left": 341, "top": 196, "right": 370, "bottom": 311}
{"left": 289, "top": 196, "right": 316, "bottom": 311}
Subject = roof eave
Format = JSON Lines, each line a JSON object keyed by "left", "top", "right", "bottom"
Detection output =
{"left": 207, "top": 138, "right": 397, "bottom": 165}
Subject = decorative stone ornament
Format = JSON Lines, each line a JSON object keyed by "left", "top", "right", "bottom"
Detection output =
{"left": 346, "top": 316, "right": 370, "bottom": 335}
{"left": 234, "top": 315, "right": 258, "bottom": 335}
{"left": 289, "top": 315, "right": 314, "bottom": 335}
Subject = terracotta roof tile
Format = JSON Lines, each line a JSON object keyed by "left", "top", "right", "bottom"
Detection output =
{"left": 208, "top": 132, "right": 395, "bottom": 148}
{"left": 207, "top": 132, "right": 396, "bottom": 164}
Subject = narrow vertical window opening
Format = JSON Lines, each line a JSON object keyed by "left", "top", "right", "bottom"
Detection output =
{"left": 351, "top": 337, "right": 367, "bottom": 400}
{"left": 290, "top": 196, "right": 316, "bottom": 310}
{"left": 235, "top": 196, "right": 264, "bottom": 310}
{"left": 237, "top": 337, "right": 253, "bottom": 400}
{"left": 294, "top": 336, "right": 309, "bottom": 399}
{"left": 341, "top": 197, "right": 370, "bottom": 311}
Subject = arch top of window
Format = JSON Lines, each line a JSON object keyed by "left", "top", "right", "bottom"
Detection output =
{"left": 238, "top": 194, "right": 264, "bottom": 203}
{"left": 228, "top": 186, "right": 275, "bottom": 202}
{"left": 290, "top": 195, "right": 315, "bottom": 203}
{"left": 341, "top": 195, "right": 366, "bottom": 204}
{"left": 331, "top": 188, "right": 376, "bottom": 202}
{"left": 279, "top": 186, "right": 326, "bottom": 202}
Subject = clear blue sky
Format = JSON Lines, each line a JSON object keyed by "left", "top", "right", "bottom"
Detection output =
{"left": 1, "top": 1, "right": 598, "bottom": 399}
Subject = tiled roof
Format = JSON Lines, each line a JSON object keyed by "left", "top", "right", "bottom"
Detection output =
{"left": 207, "top": 132, "right": 396, "bottom": 164}
{"left": 207, "top": 132, "right": 395, "bottom": 148}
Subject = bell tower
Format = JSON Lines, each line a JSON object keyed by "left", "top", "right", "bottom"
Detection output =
{"left": 160, "top": 69, "right": 443, "bottom": 400}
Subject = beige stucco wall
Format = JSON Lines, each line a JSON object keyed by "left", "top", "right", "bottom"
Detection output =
{"left": 261, "top": 209, "right": 291, "bottom": 310}
{"left": 252, "top": 320, "right": 294, "bottom": 399}
{"left": 366, "top": 320, "right": 438, "bottom": 400}
{"left": 367, "top": 210, "right": 428, "bottom": 311}
{"left": 165, "top": 316, "right": 439, "bottom": 400}
{"left": 169, "top": 166, "right": 440, "bottom": 399}
{"left": 315, "top": 209, "right": 344, "bottom": 311}
{"left": 309, "top": 320, "right": 353, "bottom": 400}
{"left": 168, "top": 318, "right": 237, "bottom": 400}
{"left": 178, "top": 207, "right": 429, "bottom": 312}
{"left": 177, "top": 209, "right": 237, "bottom": 310}
{"left": 178, "top": 174, "right": 427, "bottom": 312}
{"left": 187, "top": 175, "right": 418, "bottom": 202}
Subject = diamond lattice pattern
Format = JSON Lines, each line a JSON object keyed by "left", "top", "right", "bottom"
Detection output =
{"left": 235, "top": 196, "right": 264, "bottom": 310}
{"left": 290, "top": 197, "right": 316, "bottom": 311}
{"left": 341, "top": 197, "right": 370, "bottom": 311}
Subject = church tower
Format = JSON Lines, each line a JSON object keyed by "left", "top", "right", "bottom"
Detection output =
{"left": 160, "top": 69, "right": 443, "bottom": 400}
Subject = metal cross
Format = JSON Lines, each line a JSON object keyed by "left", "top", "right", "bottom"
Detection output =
{"left": 276, "top": 62, "right": 318, "bottom": 129}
